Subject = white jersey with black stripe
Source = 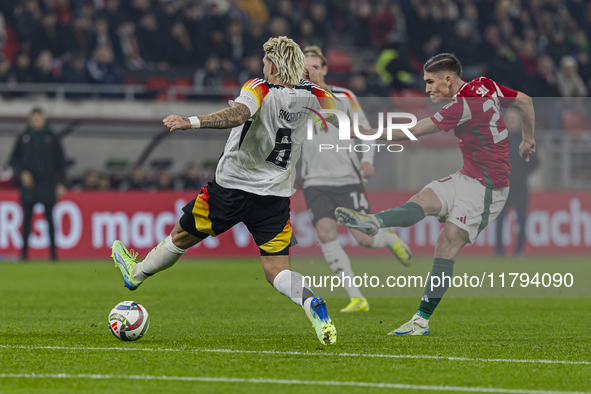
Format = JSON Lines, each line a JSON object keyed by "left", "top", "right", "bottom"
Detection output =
{"left": 215, "top": 78, "right": 340, "bottom": 197}
{"left": 301, "top": 85, "right": 374, "bottom": 188}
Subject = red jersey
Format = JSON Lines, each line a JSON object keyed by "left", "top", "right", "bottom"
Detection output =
{"left": 430, "top": 77, "right": 518, "bottom": 188}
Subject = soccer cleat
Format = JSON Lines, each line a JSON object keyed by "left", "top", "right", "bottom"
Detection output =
{"left": 386, "top": 230, "right": 412, "bottom": 267}
{"left": 340, "top": 298, "right": 370, "bottom": 313}
{"left": 388, "top": 313, "right": 430, "bottom": 336}
{"left": 111, "top": 240, "right": 142, "bottom": 291}
{"left": 334, "top": 207, "right": 380, "bottom": 237}
{"left": 308, "top": 297, "right": 337, "bottom": 345}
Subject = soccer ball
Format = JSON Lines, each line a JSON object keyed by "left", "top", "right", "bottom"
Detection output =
{"left": 108, "top": 301, "right": 150, "bottom": 341}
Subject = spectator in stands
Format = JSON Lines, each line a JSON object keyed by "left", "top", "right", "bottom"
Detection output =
{"left": 115, "top": 20, "right": 144, "bottom": 70}
{"left": 33, "top": 13, "right": 63, "bottom": 58}
{"left": 244, "top": 22, "right": 266, "bottom": 58}
{"left": 98, "top": 174, "right": 112, "bottom": 190}
{"left": 528, "top": 55, "right": 560, "bottom": 97}
{"left": 517, "top": 40, "right": 538, "bottom": 78}
{"left": 82, "top": 169, "right": 100, "bottom": 190}
{"left": 557, "top": 55, "right": 588, "bottom": 98}
{"left": 166, "top": 22, "right": 194, "bottom": 68}
{"left": 9, "top": 52, "right": 34, "bottom": 83}
{"left": 176, "top": 162, "right": 203, "bottom": 190}
{"left": 9, "top": 107, "right": 66, "bottom": 261}
{"left": 577, "top": 51, "right": 591, "bottom": 93}
{"left": 119, "top": 165, "right": 148, "bottom": 190}
{"left": 97, "top": 0, "right": 126, "bottom": 37}
{"left": 155, "top": 169, "right": 173, "bottom": 191}
{"left": 86, "top": 45, "right": 124, "bottom": 84}
{"left": 62, "top": 16, "right": 97, "bottom": 58}
{"left": 94, "top": 18, "right": 114, "bottom": 54}
{"left": 546, "top": 31, "right": 572, "bottom": 66}
{"left": 31, "top": 50, "right": 57, "bottom": 83}
{"left": 0, "top": 54, "right": 11, "bottom": 83}
{"left": 156, "top": 0, "right": 177, "bottom": 31}
{"left": 296, "top": 18, "right": 321, "bottom": 49}
{"left": 14, "top": 0, "right": 43, "bottom": 50}
{"left": 137, "top": 13, "right": 167, "bottom": 68}
{"left": 60, "top": 52, "right": 91, "bottom": 91}
{"left": 194, "top": 55, "right": 223, "bottom": 92}
{"left": 446, "top": 19, "right": 481, "bottom": 79}
{"left": 226, "top": 19, "right": 245, "bottom": 65}
{"left": 495, "top": 108, "right": 539, "bottom": 258}
{"left": 238, "top": 54, "right": 262, "bottom": 85}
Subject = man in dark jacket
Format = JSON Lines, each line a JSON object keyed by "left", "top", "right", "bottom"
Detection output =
{"left": 495, "top": 108, "right": 539, "bottom": 257}
{"left": 9, "top": 108, "right": 66, "bottom": 261}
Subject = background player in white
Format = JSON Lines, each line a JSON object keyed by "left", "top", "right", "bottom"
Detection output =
{"left": 111, "top": 37, "right": 342, "bottom": 345}
{"left": 302, "top": 46, "right": 412, "bottom": 313}
{"left": 336, "top": 53, "right": 536, "bottom": 335}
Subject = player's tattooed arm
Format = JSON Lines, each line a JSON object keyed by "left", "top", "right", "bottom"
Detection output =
{"left": 198, "top": 103, "right": 251, "bottom": 129}
{"left": 162, "top": 103, "right": 251, "bottom": 132}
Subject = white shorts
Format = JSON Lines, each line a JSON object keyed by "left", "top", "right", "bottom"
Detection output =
{"left": 424, "top": 171, "right": 509, "bottom": 244}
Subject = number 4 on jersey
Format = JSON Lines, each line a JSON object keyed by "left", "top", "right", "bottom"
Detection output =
{"left": 266, "top": 128, "right": 292, "bottom": 168}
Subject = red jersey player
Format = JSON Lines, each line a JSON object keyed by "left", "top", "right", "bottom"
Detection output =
{"left": 335, "top": 53, "right": 536, "bottom": 335}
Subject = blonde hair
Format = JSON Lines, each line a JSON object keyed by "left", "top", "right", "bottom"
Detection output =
{"left": 263, "top": 36, "right": 305, "bottom": 85}
{"left": 303, "top": 45, "right": 327, "bottom": 67}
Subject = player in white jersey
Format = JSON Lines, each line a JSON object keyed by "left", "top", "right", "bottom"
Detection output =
{"left": 301, "top": 46, "right": 413, "bottom": 313}
{"left": 110, "top": 37, "right": 339, "bottom": 345}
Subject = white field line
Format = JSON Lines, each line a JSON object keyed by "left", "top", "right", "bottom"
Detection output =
{"left": 0, "top": 373, "right": 588, "bottom": 394}
{"left": 1, "top": 345, "right": 590, "bottom": 366}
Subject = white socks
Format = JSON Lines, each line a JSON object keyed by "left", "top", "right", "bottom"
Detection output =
{"left": 273, "top": 269, "right": 315, "bottom": 317}
{"left": 133, "top": 236, "right": 188, "bottom": 282}
{"left": 370, "top": 229, "right": 397, "bottom": 249}
{"left": 320, "top": 239, "right": 364, "bottom": 299}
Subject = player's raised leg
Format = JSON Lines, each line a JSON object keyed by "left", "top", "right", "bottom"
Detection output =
{"left": 336, "top": 188, "right": 442, "bottom": 236}
{"left": 350, "top": 228, "right": 413, "bottom": 267}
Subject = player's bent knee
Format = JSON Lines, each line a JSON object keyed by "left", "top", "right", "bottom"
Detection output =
{"left": 315, "top": 218, "right": 338, "bottom": 244}
{"left": 171, "top": 221, "right": 202, "bottom": 250}
{"left": 261, "top": 253, "right": 290, "bottom": 284}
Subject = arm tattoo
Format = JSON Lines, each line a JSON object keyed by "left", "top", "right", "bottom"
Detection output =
{"left": 199, "top": 104, "right": 251, "bottom": 129}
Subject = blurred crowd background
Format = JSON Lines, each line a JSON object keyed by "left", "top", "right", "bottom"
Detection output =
{"left": 0, "top": 0, "right": 590, "bottom": 98}
{"left": 0, "top": 0, "right": 590, "bottom": 191}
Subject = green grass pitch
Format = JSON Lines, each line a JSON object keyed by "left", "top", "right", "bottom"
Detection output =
{"left": 0, "top": 257, "right": 590, "bottom": 393}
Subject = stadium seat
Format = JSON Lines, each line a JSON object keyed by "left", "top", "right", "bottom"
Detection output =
{"left": 325, "top": 50, "right": 353, "bottom": 73}
{"left": 562, "top": 110, "right": 591, "bottom": 132}
{"left": 223, "top": 79, "right": 239, "bottom": 102}
{"left": 172, "top": 77, "right": 192, "bottom": 101}
{"left": 146, "top": 77, "right": 170, "bottom": 101}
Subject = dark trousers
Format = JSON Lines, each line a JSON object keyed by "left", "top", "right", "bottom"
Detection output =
{"left": 21, "top": 200, "right": 57, "bottom": 260}
{"left": 495, "top": 192, "right": 528, "bottom": 256}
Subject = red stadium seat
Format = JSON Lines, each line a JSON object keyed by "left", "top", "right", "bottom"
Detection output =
{"left": 172, "top": 77, "right": 192, "bottom": 101}
{"left": 223, "top": 79, "right": 239, "bottom": 101}
{"left": 325, "top": 50, "right": 352, "bottom": 73}
{"left": 147, "top": 77, "right": 170, "bottom": 101}
{"left": 562, "top": 110, "right": 591, "bottom": 132}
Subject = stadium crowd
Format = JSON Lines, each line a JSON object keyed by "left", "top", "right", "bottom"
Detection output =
{"left": 0, "top": 0, "right": 589, "bottom": 98}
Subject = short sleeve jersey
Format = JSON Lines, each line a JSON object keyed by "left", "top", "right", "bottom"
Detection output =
{"left": 215, "top": 78, "right": 339, "bottom": 197}
{"left": 430, "top": 77, "right": 518, "bottom": 188}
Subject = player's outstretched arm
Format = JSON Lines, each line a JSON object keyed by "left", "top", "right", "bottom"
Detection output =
{"left": 163, "top": 102, "right": 251, "bottom": 132}
{"left": 354, "top": 117, "right": 442, "bottom": 141}
{"left": 511, "top": 92, "right": 536, "bottom": 162}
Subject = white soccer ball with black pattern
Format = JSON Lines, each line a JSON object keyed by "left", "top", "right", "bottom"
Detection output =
{"left": 108, "top": 301, "right": 150, "bottom": 341}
